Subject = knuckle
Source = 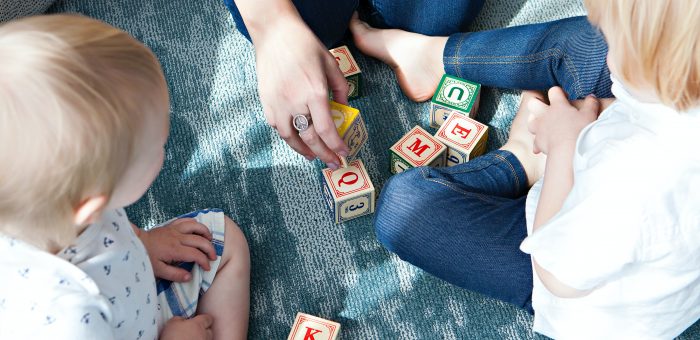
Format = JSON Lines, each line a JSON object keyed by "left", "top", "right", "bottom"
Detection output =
{"left": 278, "top": 130, "right": 293, "bottom": 140}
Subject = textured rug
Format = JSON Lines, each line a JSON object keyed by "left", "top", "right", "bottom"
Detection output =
{"left": 39, "top": 0, "right": 700, "bottom": 338}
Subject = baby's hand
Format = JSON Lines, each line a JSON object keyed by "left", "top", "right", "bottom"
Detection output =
{"left": 527, "top": 87, "right": 600, "bottom": 155}
{"left": 138, "top": 218, "right": 216, "bottom": 282}
{"left": 160, "top": 315, "right": 213, "bottom": 340}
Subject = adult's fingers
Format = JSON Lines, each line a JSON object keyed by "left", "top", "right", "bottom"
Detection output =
{"left": 324, "top": 52, "right": 349, "bottom": 105}
{"left": 307, "top": 96, "right": 349, "bottom": 157}
{"left": 276, "top": 112, "right": 315, "bottom": 160}
{"left": 299, "top": 125, "right": 340, "bottom": 168}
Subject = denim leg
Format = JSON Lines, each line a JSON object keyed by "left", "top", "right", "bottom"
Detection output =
{"left": 223, "top": 0, "right": 359, "bottom": 48}
{"left": 444, "top": 16, "right": 612, "bottom": 100}
{"left": 374, "top": 150, "right": 534, "bottom": 313}
{"left": 363, "top": 0, "right": 486, "bottom": 36}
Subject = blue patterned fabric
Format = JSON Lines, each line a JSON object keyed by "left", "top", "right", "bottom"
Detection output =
{"left": 44, "top": 0, "right": 700, "bottom": 338}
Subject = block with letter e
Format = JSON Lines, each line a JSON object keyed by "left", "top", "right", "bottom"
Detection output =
{"left": 435, "top": 112, "right": 488, "bottom": 166}
{"left": 321, "top": 159, "right": 375, "bottom": 223}
{"left": 389, "top": 126, "right": 447, "bottom": 174}
{"left": 329, "top": 45, "right": 362, "bottom": 99}
{"left": 430, "top": 74, "right": 481, "bottom": 128}
{"left": 288, "top": 313, "right": 341, "bottom": 340}
{"left": 330, "top": 101, "right": 367, "bottom": 159}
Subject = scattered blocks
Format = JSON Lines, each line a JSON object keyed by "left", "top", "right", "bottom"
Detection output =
{"left": 288, "top": 313, "right": 340, "bottom": 340}
{"left": 430, "top": 74, "right": 481, "bottom": 128}
{"left": 321, "top": 159, "right": 375, "bottom": 223}
{"left": 330, "top": 45, "right": 362, "bottom": 99}
{"left": 331, "top": 101, "right": 367, "bottom": 159}
{"left": 389, "top": 126, "right": 446, "bottom": 174}
{"left": 434, "top": 112, "right": 488, "bottom": 166}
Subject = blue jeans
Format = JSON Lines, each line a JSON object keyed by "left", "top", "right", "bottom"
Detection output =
{"left": 223, "top": 0, "right": 611, "bottom": 99}
{"left": 223, "top": 0, "right": 485, "bottom": 47}
{"left": 374, "top": 150, "right": 534, "bottom": 313}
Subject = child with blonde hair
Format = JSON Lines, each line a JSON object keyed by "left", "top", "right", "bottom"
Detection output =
{"left": 374, "top": 0, "right": 700, "bottom": 338}
{"left": 0, "top": 14, "right": 250, "bottom": 339}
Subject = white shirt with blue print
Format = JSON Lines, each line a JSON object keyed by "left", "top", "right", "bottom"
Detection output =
{"left": 0, "top": 208, "right": 161, "bottom": 340}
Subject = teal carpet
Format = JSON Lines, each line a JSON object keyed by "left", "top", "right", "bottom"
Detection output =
{"left": 41, "top": 0, "right": 700, "bottom": 338}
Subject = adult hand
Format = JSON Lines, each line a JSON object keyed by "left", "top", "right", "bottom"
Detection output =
{"left": 136, "top": 218, "right": 216, "bottom": 282}
{"left": 248, "top": 7, "right": 350, "bottom": 168}
{"left": 160, "top": 315, "right": 214, "bottom": 340}
{"left": 527, "top": 87, "right": 600, "bottom": 155}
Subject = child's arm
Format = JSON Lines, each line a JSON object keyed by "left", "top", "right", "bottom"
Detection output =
{"left": 132, "top": 219, "right": 216, "bottom": 282}
{"left": 527, "top": 87, "right": 601, "bottom": 298}
{"left": 160, "top": 315, "right": 214, "bottom": 340}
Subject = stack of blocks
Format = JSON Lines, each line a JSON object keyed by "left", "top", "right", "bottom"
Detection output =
{"left": 390, "top": 74, "right": 488, "bottom": 173}
{"left": 320, "top": 101, "right": 374, "bottom": 224}
{"left": 329, "top": 45, "right": 362, "bottom": 99}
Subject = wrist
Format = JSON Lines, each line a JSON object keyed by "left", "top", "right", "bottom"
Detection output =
{"left": 240, "top": 1, "right": 302, "bottom": 41}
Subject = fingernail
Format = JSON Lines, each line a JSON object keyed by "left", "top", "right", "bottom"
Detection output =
{"left": 338, "top": 150, "right": 349, "bottom": 157}
{"left": 589, "top": 93, "right": 597, "bottom": 98}
{"left": 305, "top": 155, "right": 315, "bottom": 161}
{"left": 184, "top": 273, "right": 191, "bottom": 281}
{"left": 327, "top": 162, "right": 339, "bottom": 170}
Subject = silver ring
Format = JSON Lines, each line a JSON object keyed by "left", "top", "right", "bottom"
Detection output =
{"left": 293, "top": 114, "right": 312, "bottom": 133}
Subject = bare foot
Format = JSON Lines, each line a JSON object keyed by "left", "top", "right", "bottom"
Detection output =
{"left": 500, "top": 91, "right": 548, "bottom": 186}
{"left": 349, "top": 13, "right": 447, "bottom": 102}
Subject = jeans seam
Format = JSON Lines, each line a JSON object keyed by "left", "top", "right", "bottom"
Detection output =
{"left": 418, "top": 152, "right": 521, "bottom": 203}
{"left": 444, "top": 48, "right": 583, "bottom": 98}
{"left": 423, "top": 175, "right": 503, "bottom": 204}
{"left": 492, "top": 152, "right": 521, "bottom": 194}
{"left": 451, "top": 34, "right": 466, "bottom": 78}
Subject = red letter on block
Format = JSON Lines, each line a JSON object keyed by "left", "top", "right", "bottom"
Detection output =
{"left": 337, "top": 172, "right": 359, "bottom": 187}
{"left": 406, "top": 138, "right": 431, "bottom": 157}
{"left": 303, "top": 327, "right": 323, "bottom": 340}
{"left": 450, "top": 123, "right": 472, "bottom": 139}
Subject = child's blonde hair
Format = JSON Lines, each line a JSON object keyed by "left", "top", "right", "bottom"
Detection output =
{"left": 584, "top": 0, "right": 700, "bottom": 111}
{"left": 0, "top": 14, "right": 168, "bottom": 251}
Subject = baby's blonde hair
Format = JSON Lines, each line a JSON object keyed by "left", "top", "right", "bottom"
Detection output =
{"left": 0, "top": 14, "right": 168, "bottom": 251}
{"left": 584, "top": 0, "right": 700, "bottom": 111}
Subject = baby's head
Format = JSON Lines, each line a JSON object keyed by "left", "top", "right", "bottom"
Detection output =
{"left": 0, "top": 14, "right": 169, "bottom": 251}
{"left": 584, "top": 0, "right": 700, "bottom": 111}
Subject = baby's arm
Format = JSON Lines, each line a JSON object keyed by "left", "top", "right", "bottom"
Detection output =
{"left": 133, "top": 219, "right": 216, "bottom": 282}
{"left": 159, "top": 315, "right": 214, "bottom": 340}
{"left": 527, "top": 87, "right": 601, "bottom": 297}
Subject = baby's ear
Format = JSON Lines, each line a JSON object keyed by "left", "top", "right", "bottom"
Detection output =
{"left": 73, "top": 196, "right": 109, "bottom": 226}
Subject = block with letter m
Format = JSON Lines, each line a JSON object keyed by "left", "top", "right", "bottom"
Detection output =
{"left": 389, "top": 126, "right": 446, "bottom": 174}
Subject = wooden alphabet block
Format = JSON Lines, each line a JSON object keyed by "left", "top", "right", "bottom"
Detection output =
{"left": 330, "top": 45, "right": 362, "bottom": 99}
{"left": 430, "top": 74, "right": 481, "bottom": 128}
{"left": 389, "top": 126, "right": 447, "bottom": 174}
{"left": 331, "top": 101, "right": 367, "bottom": 159}
{"left": 288, "top": 313, "right": 341, "bottom": 340}
{"left": 434, "top": 112, "right": 488, "bottom": 166}
{"left": 321, "top": 159, "right": 375, "bottom": 223}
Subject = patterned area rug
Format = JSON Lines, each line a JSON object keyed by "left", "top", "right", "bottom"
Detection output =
{"left": 41, "top": 0, "right": 700, "bottom": 338}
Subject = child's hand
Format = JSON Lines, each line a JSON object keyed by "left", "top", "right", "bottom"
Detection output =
{"left": 160, "top": 315, "right": 213, "bottom": 340}
{"left": 527, "top": 87, "right": 600, "bottom": 155}
{"left": 137, "top": 218, "right": 217, "bottom": 282}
